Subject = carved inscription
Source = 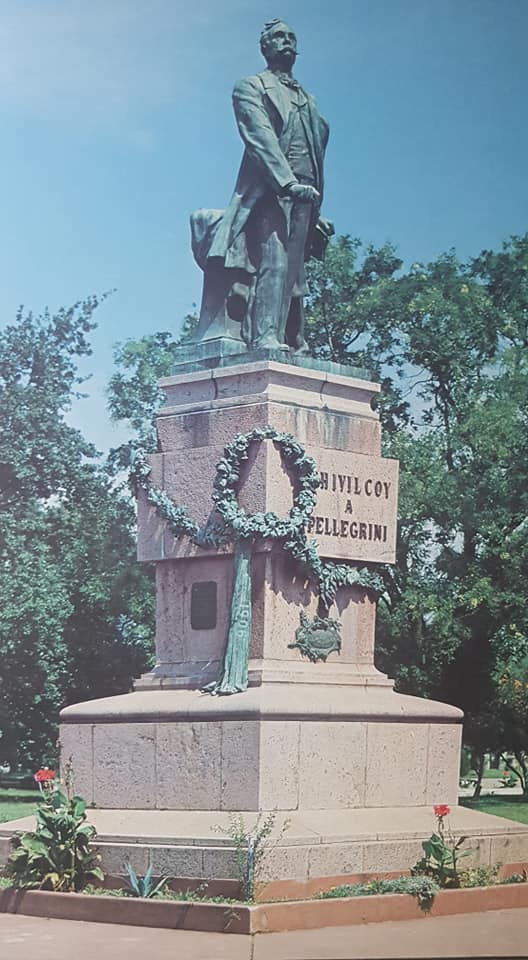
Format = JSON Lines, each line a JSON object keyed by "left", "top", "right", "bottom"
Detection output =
{"left": 320, "top": 473, "right": 392, "bottom": 499}
{"left": 304, "top": 452, "right": 399, "bottom": 563}
{"left": 307, "top": 515, "right": 389, "bottom": 542}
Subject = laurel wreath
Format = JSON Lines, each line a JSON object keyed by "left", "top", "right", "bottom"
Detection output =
{"left": 130, "top": 426, "right": 386, "bottom": 607}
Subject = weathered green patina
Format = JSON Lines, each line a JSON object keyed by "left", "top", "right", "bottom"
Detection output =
{"left": 131, "top": 426, "right": 386, "bottom": 694}
{"left": 289, "top": 611, "right": 342, "bottom": 663}
{"left": 204, "top": 540, "right": 252, "bottom": 695}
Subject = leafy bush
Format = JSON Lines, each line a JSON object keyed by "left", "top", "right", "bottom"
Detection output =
{"left": 459, "top": 864, "right": 500, "bottom": 887}
{"left": 317, "top": 875, "right": 440, "bottom": 911}
{"left": 158, "top": 888, "right": 239, "bottom": 904}
{"left": 500, "top": 870, "right": 528, "bottom": 885}
{"left": 83, "top": 885, "right": 125, "bottom": 897}
{"left": 6, "top": 783, "right": 103, "bottom": 891}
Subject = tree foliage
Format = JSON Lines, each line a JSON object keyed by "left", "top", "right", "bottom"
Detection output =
{"left": 494, "top": 655, "right": 528, "bottom": 795}
{"left": 306, "top": 234, "right": 528, "bottom": 774}
{"left": 0, "top": 300, "right": 154, "bottom": 769}
{"left": 106, "top": 313, "right": 197, "bottom": 471}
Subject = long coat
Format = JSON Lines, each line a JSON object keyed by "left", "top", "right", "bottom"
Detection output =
{"left": 191, "top": 69, "right": 329, "bottom": 273}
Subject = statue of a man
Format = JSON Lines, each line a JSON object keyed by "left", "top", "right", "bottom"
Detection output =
{"left": 191, "top": 19, "right": 333, "bottom": 353}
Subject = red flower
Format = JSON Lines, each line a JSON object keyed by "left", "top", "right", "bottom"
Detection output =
{"left": 34, "top": 768, "right": 56, "bottom": 783}
{"left": 433, "top": 804, "right": 450, "bottom": 818}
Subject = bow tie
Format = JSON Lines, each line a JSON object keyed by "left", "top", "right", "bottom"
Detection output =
{"left": 276, "top": 73, "right": 300, "bottom": 91}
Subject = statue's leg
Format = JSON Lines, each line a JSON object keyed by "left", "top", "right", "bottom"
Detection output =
{"left": 285, "top": 297, "right": 309, "bottom": 354}
{"left": 280, "top": 200, "right": 313, "bottom": 351}
{"left": 249, "top": 197, "right": 290, "bottom": 350}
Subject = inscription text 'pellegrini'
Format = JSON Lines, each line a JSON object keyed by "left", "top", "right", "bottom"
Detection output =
{"left": 303, "top": 453, "right": 399, "bottom": 562}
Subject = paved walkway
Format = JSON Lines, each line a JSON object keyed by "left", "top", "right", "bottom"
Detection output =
{"left": 1, "top": 908, "right": 527, "bottom": 959}
{"left": 459, "top": 779, "right": 524, "bottom": 798}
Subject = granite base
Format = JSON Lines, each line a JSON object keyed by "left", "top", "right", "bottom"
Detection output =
{"left": 2, "top": 805, "right": 528, "bottom": 883}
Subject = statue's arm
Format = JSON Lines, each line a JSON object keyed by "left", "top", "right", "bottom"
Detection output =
{"left": 232, "top": 77, "right": 296, "bottom": 195}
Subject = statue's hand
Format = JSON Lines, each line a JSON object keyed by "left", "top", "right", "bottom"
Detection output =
{"left": 287, "top": 183, "right": 320, "bottom": 204}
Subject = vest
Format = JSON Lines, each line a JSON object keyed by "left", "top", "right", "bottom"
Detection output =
{"left": 282, "top": 86, "right": 316, "bottom": 184}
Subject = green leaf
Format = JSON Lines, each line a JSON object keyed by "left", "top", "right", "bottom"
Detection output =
{"left": 20, "top": 835, "right": 50, "bottom": 857}
{"left": 71, "top": 796, "right": 86, "bottom": 818}
{"left": 125, "top": 862, "right": 141, "bottom": 896}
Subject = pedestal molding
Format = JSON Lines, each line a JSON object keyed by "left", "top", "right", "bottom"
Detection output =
{"left": 60, "top": 687, "right": 463, "bottom": 725}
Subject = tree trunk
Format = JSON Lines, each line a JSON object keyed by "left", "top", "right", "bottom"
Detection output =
{"left": 513, "top": 751, "right": 528, "bottom": 798}
{"left": 471, "top": 752, "right": 485, "bottom": 799}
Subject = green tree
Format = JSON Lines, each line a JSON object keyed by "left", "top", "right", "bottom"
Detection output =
{"left": 107, "top": 313, "right": 197, "bottom": 471}
{"left": 494, "top": 655, "right": 528, "bottom": 796}
{"left": 306, "top": 235, "right": 528, "bottom": 786}
{"left": 305, "top": 236, "right": 409, "bottom": 431}
{"left": 0, "top": 300, "right": 154, "bottom": 769}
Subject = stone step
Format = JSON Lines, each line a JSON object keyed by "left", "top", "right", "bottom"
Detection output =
{"left": 2, "top": 805, "right": 527, "bottom": 882}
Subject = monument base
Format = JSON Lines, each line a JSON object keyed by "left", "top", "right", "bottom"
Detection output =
{"left": 57, "top": 685, "right": 462, "bottom": 812}
{"left": 171, "top": 339, "right": 370, "bottom": 379}
{"left": 2, "top": 804, "right": 528, "bottom": 884}
{"left": 4, "top": 356, "right": 520, "bottom": 883}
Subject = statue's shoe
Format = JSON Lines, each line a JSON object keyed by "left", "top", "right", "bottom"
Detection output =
{"left": 293, "top": 339, "right": 310, "bottom": 355}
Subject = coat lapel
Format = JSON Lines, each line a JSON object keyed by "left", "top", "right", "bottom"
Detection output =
{"left": 259, "top": 70, "right": 290, "bottom": 126}
{"left": 259, "top": 71, "right": 324, "bottom": 181}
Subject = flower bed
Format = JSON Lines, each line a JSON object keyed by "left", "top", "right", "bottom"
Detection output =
{"left": 3, "top": 777, "right": 527, "bottom": 934}
{"left": 1, "top": 878, "right": 528, "bottom": 935}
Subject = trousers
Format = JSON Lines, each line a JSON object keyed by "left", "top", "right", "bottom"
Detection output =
{"left": 244, "top": 184, "right": 315, "bottom": 350}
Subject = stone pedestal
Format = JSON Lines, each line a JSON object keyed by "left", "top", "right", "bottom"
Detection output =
{"left": 135, "top": 360, "right": 398, "bottom": 691}
{"left": 45, "top": 358, "right": 528, "bottom": 879}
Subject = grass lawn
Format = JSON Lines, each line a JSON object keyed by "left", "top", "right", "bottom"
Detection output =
{"left": 464, "top": 768, "right": 512, "bottom": 779}
{"left": 0, "top": 787, "right": 39, "bottom": 824}
{"left": 460, "top": 796, "right": 528, "bottom": 825}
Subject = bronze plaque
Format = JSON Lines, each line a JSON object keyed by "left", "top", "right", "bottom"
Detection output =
{"left": 191, "top": 581, "right": 217, "bottom": 630}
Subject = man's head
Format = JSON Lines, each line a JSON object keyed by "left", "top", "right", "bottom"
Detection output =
{"left": 260, "top": 19, "right": 297, "bottom": 69}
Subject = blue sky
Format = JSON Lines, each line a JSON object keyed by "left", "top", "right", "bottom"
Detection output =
{"left": 2, "top": 0, "right": 527, "bottom": 450}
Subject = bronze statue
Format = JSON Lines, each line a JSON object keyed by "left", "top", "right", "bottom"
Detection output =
{"left": 190, "top": 19, "right": 333, "bottom": 354}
